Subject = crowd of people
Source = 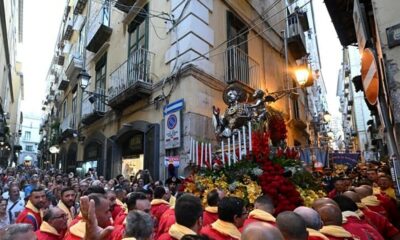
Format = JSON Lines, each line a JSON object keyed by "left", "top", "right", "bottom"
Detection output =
{"left": 0, "top": 162, "right": 399, "bottom": 240}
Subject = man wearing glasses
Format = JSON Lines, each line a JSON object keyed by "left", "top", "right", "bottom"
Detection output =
{"left": 35, "top": 207, "right": 68, "bottom": 240}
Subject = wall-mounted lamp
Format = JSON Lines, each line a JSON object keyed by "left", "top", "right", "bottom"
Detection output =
{"left": 78, "top": 69, "right": 109, "bottom": 106}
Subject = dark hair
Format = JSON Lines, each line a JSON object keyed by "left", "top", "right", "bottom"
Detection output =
{"left": 154, "top": 186, "right": 166, "bottom": 199}
{"left": 175, "top": 194, "right": 203, "bottom": 228}
{"left": 43, "top": 208, "right": 54, "bottom": 222}
{"left": 61, "top": 187, "right": 75, "bottom": 197}
{"left": 218, "top": 197, "right": 244, "bottom": 223}
{"left": 276, "top": 211, "right": 308, "bottom": 240}
{"left": 255, "top": 194, "right": 274, "bottom": 207}
{"left": 126, "top": 192, "right": 147, "bottom": 211}
{"left": 207, "top": 189, "right": 219, "bottom": 207}
{"left": 125, "top": 210, "right": 154, "bottom": 239}
{"left": 333, "top": 195, "right": 358, "bottom": 212}
{"left": 84, "top": 185, "right": 106, "bottom": 195}
{"left": 31, "top": 187, "right": 45, "bottom": 194}
{"left": 88, "top": 193, "right": 107, "bottom": 207}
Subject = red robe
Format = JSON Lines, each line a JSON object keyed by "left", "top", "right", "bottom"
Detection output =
{"left": 203, "top": 207, "right": 218, "bottom": 227}
{"left": 342, "top": 214, "right": 384, "bottom": 240}
{"left": 64, "top": 220, "right": 86, "bottom": 240}
{"left": 150, "top": 199, "right": 170, "bottom": 223}
{"left": 327, "top": 189, "right": 342, "bottom": 199}
{"left": 158, "top": 223, "right": 198, "bottom": 240}
{"left": 361, "top": 207, "right": 399, "bottom": 239}
{"left": 361, "top": 196, "right": 387, "bottom": 217}
{"left": 156, "top": 207, "right": 175, "bottom": 239}
{"left": 200, "top": 220, "right": 241, "bottom": 240}
{"left": 241, "top": 209, "right": 276, "bottom": 230}
{"left": 110, "top": 224, "right": 125, "bottom": 240}
{"left": 112, "top": 204, "right": 124, "bottom": 221}
{"left": 376, "top": 193, "right": 400, "bottom": 224}
{"left": 320, "top": 225, "right": 356, "bottom": 240}
{"left": 35, "top": 221, "right": 64, "bottom": 240}
{"left": 307, "top": 228, "right": 329, "bottom": 240}
{"left": 114, "top": 211, "right": 127, "bottom": 226}
{"left": 16, "top": 200, "right": 42, "bottom": 231}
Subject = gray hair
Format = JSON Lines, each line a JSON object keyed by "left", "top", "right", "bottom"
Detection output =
{"left": 294, "top": 206, "right": 323, "bottom": 230}
{"left": 2, "top": 224, "right": 33, "bottom": 240}
{"left": 125, "top": 210, "right": 154, "bottom": 239}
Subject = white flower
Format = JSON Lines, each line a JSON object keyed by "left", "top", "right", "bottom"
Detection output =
{"left": 252, "top": 167, "right": 263, "bottom": 176}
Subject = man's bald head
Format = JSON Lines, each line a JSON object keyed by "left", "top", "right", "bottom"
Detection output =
{"left": 343, "top": 191, "right": 361, "bottom": 203}
{"left": 317, "top": 205, "right": 342, "bottom": 226}
{"left": 276, "top": 211, "right": 308, "bottom": 240}
{"left": 354, "top": 186, "right": 372, "bottom": 199}
{"left": 294, "top": 206, "right": 323, "bottom": 230}
{"left": 241, "top": 222, "right": 284, "bottom": 240}
{"left": 312, "top": 198, "right": 338, "bottom": 210}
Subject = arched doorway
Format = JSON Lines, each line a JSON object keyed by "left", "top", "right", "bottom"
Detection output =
{"left": 82, "top": 141, "right": 102, "bottom": 176}
{"left": 112, "top": 121, "right": 160, "bottom": 179}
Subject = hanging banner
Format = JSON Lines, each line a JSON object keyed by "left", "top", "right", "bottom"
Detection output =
{"left": 330, "top": 152, "right": 360, "bottom": 169}
{"left": 361, "top": 48, "right": 379, "bottom": 105}
{"left": 165, "top": 111, "right": 181, "bottom": 149}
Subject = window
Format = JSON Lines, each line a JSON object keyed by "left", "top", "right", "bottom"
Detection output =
{"left": 128, "top": 5, "right": 148, "bottom": 53}
{"left": 95, "top": 54, "right": 107, "bottom": 91}
{"left": 62, "top": 100, "right": 67, "bottom": 118}
{"left": 102, "top": 0, "right": 110, "bottom": 26}
{"left": 24, "top": 131, "right": 31, "bottom": 141}
{"left": 26, "top": 145, "right": 33, "bottom": 151}
{"left": 78, "top": 25, "right": 86, "bottom": 57}
{"left": 226, "top": 11, "right": 249, "bottom": 84}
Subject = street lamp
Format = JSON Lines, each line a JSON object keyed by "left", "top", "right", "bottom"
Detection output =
{"left": 294, "top": 68, "right": 310, "bottom": 86}
{"left": 78, "top": 69, "right": 109, "bottom": 105}
{"left": 78, "top": 69, "right": 91, "bottom": 90}
{"left": 49, "top": 145, "right": 60, "bottom": 169}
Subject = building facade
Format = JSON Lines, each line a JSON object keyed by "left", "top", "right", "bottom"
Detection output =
{"left": 0, "top": 0, "right": 24, "bottom": 168}
{"left": 39, "top": 0, "right": 324, "bottom": 179}
{"left": 326, "top": 0, "right": 400, "bottom": 159}
{"left": 17, "top": 112, "right": 41, "bottom": 166}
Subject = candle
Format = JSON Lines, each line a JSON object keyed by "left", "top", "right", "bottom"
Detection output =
{"left": 232, "top": 134, "right": 236, "bottom": 163}
{"left": 238, "top": 131, "right": 242, "bottom": 160}
{"left": 196, "top": 141, "right": 199, "bottom": 167}
{"left": 248, "top": 122, "right": 252, "bottom": 151}
{"left": 192, "top": 140, "right": 196, "bottom": 162}
{"left": 243, "top": 126, "right": 247, "bottom": 155}
{"left": 204, "top": 143, "right": 207, "bottom": 167}
{"left": 221, "top": 141, "right": 225, "bottom": 164}
{"left": 209, "top": 143, "right": 212, "bottom": 168}
{"left": 228, "top": 138, "right": 231, "bottom": 166}
{"left": 201, "top": 142, "right": 204, "bottom": 168}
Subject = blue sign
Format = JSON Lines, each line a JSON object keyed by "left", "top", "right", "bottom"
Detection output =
{"left": 163, "top": 99, "right": 184, "bottom": 115}
{"left": 167, "top": 114, "right": 178, "bottom": 130}
{"left": 330, "top": 152, "right": 360, "bottom": 168}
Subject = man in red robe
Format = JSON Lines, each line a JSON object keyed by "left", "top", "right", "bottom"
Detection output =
{"left": 242, "top": 195, "right": 276, "bottom": 229}
{"left": 64, "top": 194, "right": 112, "bottom": 240}
{"left": 150, "top": 186, "right": 170, "bottom": 223}
{"left": 106, "top": 190, "right": 124, "bottom": 221}
{"left": 355, "top": 186, "right": 387, "bottom": 217}
{"left": 35, "top": 207, "right": 68, "bottom": 240}
{"left": 155, "top": 206, "right": 175, "bottom": 239}
{"left": 110, "top": 192, "right": 150, "bottom": 240}
{"left": 241, "top": 222, "right": 284, "bottom": 240}
{"left": 57, "top": 187, "right": 77, "bottom": 225}
{"left": 343, "top": 191, "right": 400, "bottom": 239}
{"left": 158, "top": 194, "right": 203, "bottom": 240}
{"left": 16, "top": 187, "right": 46, "bottom": 231}
{"left": 203, "top": 189, "right": 221, "bottom": 227}
{"left": 333, "top": 195, "right": 384, "bottom": 240}
{"left": 328, "top": 178, "right": 346, "bottom": 199}
{"left": 317, "top": 205, "right": 358, "bottom": 240}
{"left": 201, "top": 196, "right": 246, "bottom": 240}
{"left": 294, "top": 206, "right": 329, "bottom": 240}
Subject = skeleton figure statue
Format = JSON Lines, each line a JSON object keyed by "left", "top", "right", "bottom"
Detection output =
{"left": 212, "top": 84, "right": 270, "bottom": 139}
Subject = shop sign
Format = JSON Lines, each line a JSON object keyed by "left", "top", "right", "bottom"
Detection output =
{"left": 386, "top": 23, "right": 400, "bottom": 48}
{"left": 164, "top": 156, "right": 180, "bottom": 167}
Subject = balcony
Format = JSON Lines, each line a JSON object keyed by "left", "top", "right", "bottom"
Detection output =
{"left": 81, "top": 88, "right": 106, "bottom": 125}
{"left": 54, "top": 54, "right": 65, "bottom": 66}
{"left": 223, "top": 46, "right": 260, "bottom": 90}
{"left": 86, "top": 7, "right": 112, "bottom": 53}
{"left": 108, "top": 48, "right": 153, "bottom": 109}
{"left": 60, "top": 114, "right": 77, "bottom": 141}
{"left": 58, "top": 72, "right": 69, "bottom": 91}
{"left": 73, "top": 0, "right": 88, "bottom": 15}
{"left": 115, "top": 0, "right": 136, "bottom": 12}
{"left": 63, "top": 18, "right": 74, "bottom": 41}
{"left": 287, "top": 13, "right": 307, "bottom": 59}
{"left": 65, "top": 54, "right": 83, "bottom": 86}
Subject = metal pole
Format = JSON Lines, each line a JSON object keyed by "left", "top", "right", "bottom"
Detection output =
{"left": 283, "top": 0, "right": 292, "bottom": 120}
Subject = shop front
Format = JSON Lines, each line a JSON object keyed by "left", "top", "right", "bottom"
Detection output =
{"left": 112, "top": 121, "right": 160, "bottom": 179}
{"left": 82, "top": 141, "right": 103, "bottom": 177}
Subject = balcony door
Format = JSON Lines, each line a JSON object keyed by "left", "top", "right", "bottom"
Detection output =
{"left": 226, "top": 11, "right": 249, "bottom": 84}
{"left": 128, "top": 5, "right": 148, "bottom": 84}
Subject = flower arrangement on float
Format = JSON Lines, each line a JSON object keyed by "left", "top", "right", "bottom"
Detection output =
{"left": 183, "top": 84, "right": 324, "bottom": 213}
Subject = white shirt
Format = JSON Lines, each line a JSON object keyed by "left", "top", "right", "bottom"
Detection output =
{"left": 6, "top": 197, "right": 25, "bottom": 224}
{"left": 2, "top": 191, "right": 25, "bottom": 200}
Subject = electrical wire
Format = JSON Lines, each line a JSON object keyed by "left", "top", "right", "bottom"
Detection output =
{"left": 181, "top": 0, "right": 310, "bottom": 67}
